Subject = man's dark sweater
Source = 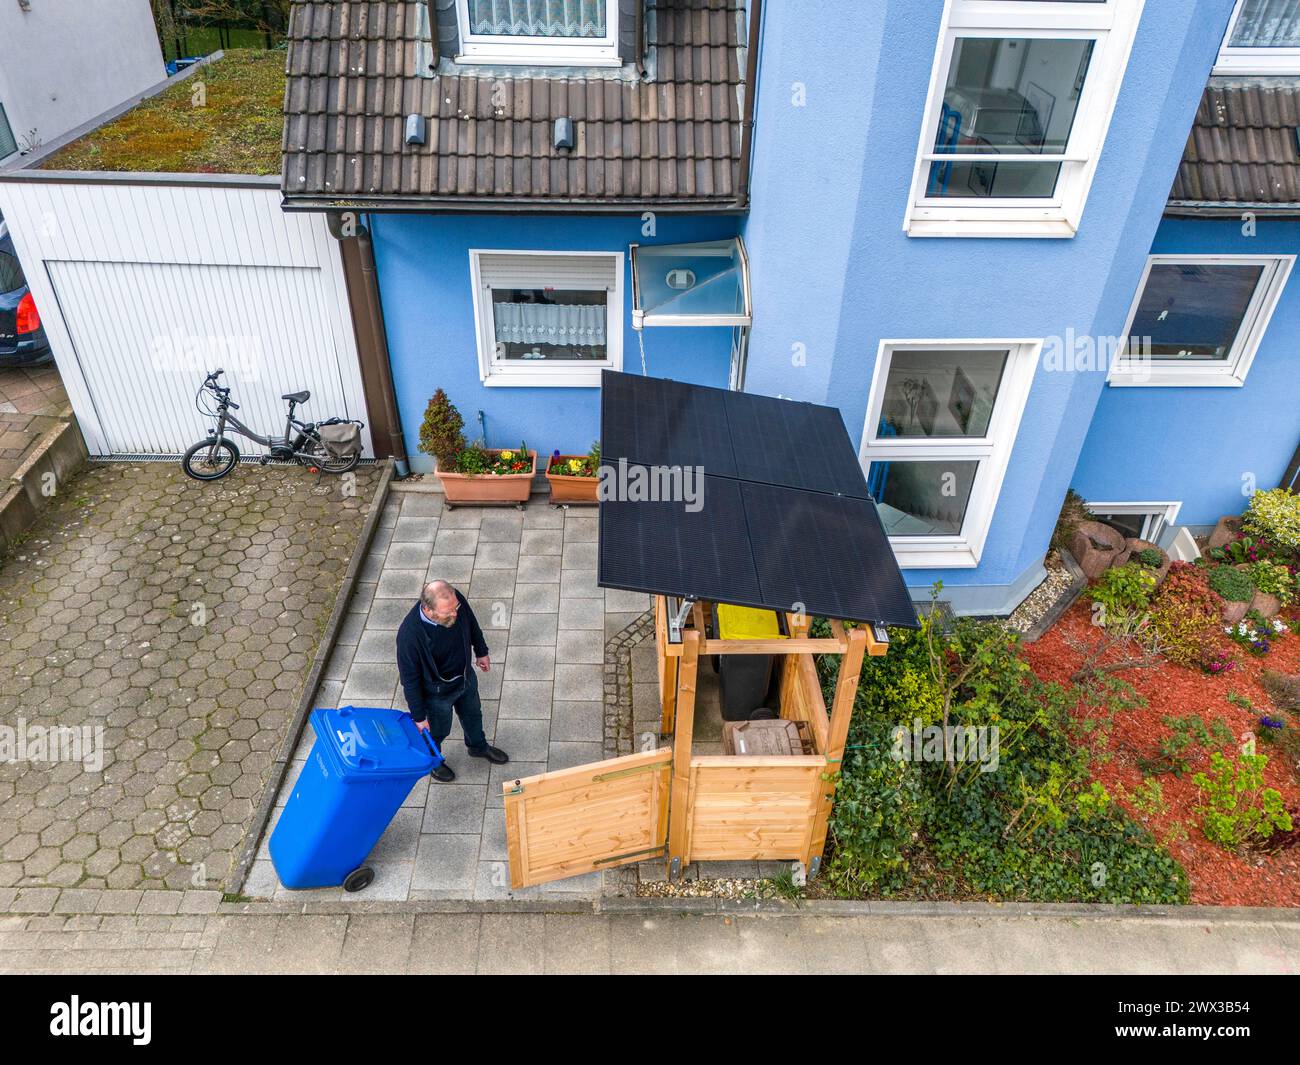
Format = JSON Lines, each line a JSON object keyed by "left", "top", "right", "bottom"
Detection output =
{"left": 396, "top": 591, "right": 489, "bottom": 724}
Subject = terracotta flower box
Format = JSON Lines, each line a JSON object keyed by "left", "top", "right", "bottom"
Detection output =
{"left": 435, "top": 449, "right": 536, "bottom": 507}
{"left": 546, "top": 454, "right": 599, "bottom": 505}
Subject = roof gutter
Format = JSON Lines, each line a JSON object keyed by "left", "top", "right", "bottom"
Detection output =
{"left": 325, "top": 212, "right": 410, "bottom": 477}
{"left": 283, "top": 195, "right": 747, "bottom": 215}
{"left": 1165, "top": 201, "right": 1300, "bottom": 218}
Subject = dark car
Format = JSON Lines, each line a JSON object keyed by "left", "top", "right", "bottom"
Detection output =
{"left": 0, "top": 220, "right": 52, "bottom": 366}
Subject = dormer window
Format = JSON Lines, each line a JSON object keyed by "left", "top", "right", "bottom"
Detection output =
{"left": 1214, "top": 0, "right": 1300, "bottom": 74}
{"left": 455, "top": 0, "right": 620, "bottom": 66}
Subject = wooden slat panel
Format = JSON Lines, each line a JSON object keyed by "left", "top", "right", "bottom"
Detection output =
{"left": 503, "top": 748, "right": 671, "bottom": 888}
{"left": 683, "top": 759, "right": 822, "bottom": 863}
{"left": 778, "top": 653, "right": 830, "bottom": 753}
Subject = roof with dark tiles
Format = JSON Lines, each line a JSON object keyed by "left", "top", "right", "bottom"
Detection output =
{"left": 1170, "top": 78, "right": 1300, "bottom": 209}
{"left": 282, "top": 0, "right": 750, "bottom": 210}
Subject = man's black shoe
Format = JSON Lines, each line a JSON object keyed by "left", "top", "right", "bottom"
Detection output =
{"left": 430, "top": 762, "right": 456, "bottom": 783}
{"left": 468, "top": 745, "right": 509, "bottom": 765}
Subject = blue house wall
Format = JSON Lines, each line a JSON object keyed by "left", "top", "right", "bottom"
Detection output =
{"left": 369, "top": 212, "right": 741, "bottom": 472}
{"left": 1072, "top": 216, "right": 1300, "bottom": 529}
{"left": 740, "top": 0, "right": 1233, "bottom": 613}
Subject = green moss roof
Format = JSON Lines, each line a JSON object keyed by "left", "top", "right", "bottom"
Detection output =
{"left": 40, "top": 50, "right": 285, "bottom": 176}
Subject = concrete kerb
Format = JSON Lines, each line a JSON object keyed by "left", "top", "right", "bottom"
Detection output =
{"left": 0, "top": 411, "right": 88, "bottom": 555}
{"left": 227, "top": 459, "right": 395, "bottom": 895}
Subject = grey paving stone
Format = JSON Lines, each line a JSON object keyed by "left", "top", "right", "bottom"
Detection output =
{"left": 385, "top": 541, "right": 435, "bottom": 569}
{"left": 376, "top": 568, "right": 426, "bottom": 599}
{"left": 367, "top": 598, "right": 412, "bottom": 629}
{"left": 435, "top": 740, "right": 491, "bottom": 784}
{"left": 504, "top": 645, "right": 556, "bottom": 682}
{"left": 605, "top": 588, "right": 651, "bottom": 613}
{"left": 487, "top": 762, "right": 546, "bottom": 807}
{"left": 514, "top": 583, "right": 560, "bottom": 613}
{"left": 559, "top": 597, "right": 604, "bottom": 630}
{"left": 398, "top": 493, "right": 444, "bottom": 517}
{"left": 401, "top": 776, "right": 430, "bottom": 810}
{"left": 550, "top": 701, "right": 603, "bottom": 742}
{"left": 353, "top": 628, "right": 398, "bottom": 664}
{"left": 554, "top": 663, "right": 603, "bottom": 702}
{"left": 323, "top": 643, "right": 355, "bottom": 681}
{"left": 555, "top": 629, "right": 604, "bottom": 664}
{"left": 563, "top": 516, "right": 598, "bottom": 542}
{"left": 408, "top": 913, "right": 481, "bottom": 974}
{"left": 498, "top": 680, "right": 554, "bottom": 720}
{"left": 520, "top": 529, "right": 563, "bottom": 554}
{"left": 543, "top": 913, "right": 611, "bottom": 974}
{"left": 493, "top": 719, "right": 551, "bottom": 762}
{"left": 338, "top": 915, "right": 415, "bottom": 973}
{"left": 439, "top": 507, "right": 482, "bottom": 528}
{"left": 136, "top": 889, "right": 183, "bottom": 915}
{"left": 507, "top": 611, "right": 557, "bottom": 646}
{"left": 411, "top": 835, "right": 479, "bottom": 893}
{"left": 340, "top": 663, "right": 399, "bottom": 703}
{"left": 478, "top": 807, "right": 508, "bottom": 862}
{"left": 522, "top": 507, "right": 564, "bottom": 529}
{"left": 516, "top": 554, "right": 561, "bottom": 583}
{"left": 420, "top": 784, "right": 488, "bottom": 835}
{"left": 479, "top": 512, "right": 524, "bottom": 542}
{"left": 468, "top": 597, "right": 511, "bottom": 629}
{"left": 350, "top": 582, "right": 377, "bottom": 612}
{"left": 561, "top": 541, "right": 599, "bottom": 570}
{"left": 559, "top": 568, "right": 602, "bottom": 598}
{"left": 336, "top": 610, "right": 367, "bottom": 646}
{"left": 434, "top": 529, "right": 479, "bottom": 555}
{"left": 468, "top": 567, "right": 517, "bottom": 598}
{"left": 244, "top": 858, "right": 279, "bottom": 899}
{"left": 392, "top": 517, "right": 437, "bottom": 543}
{"left": 473, "top": 863, "right": 543, "bottom": 905}
{"left": 548, "top": 741, "right": 603, "bottom": 772}
{"left": 352, "top": 861, "right": 416, "bottom": 902}
{"left": 368, "top": 808, "right": 423, "bottom": 863}
{"left": 424, "top": 555, "right": 475, "bottom": 584}
{"left": 475, "top": 541, "right": 521, "bottom": 569}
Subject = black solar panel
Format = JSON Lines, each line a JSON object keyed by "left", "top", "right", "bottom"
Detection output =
{"left": 598, "top": 370, "right": 918, "bottom": 628}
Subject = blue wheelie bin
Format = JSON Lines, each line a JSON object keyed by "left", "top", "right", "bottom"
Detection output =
{"left": 269, "top": 706, "right": 442, "bottom": 892}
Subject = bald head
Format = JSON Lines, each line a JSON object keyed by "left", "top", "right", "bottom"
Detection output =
{"left": 421, "top": 580, "right": 456, "bottom": 613}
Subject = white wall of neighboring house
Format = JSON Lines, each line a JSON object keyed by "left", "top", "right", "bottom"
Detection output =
{"left": 0, "top": 0, "right": 163, "bottom": 159}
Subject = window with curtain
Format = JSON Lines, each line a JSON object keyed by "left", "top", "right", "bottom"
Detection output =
{"left": 1216, "top": 0, "right": 1300, "bottom": 71}
{"left": 455, "top": 0, "right": 618, "bottom": 63}
{"left": 472, "top": 251, "right": 623, "bottom": 387}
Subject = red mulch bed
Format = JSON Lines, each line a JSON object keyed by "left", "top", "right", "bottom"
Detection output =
{"left": 1024, "top": 600, "right": 1300, "bottom": 907}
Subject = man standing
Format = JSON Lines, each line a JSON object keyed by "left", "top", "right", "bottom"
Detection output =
{"left": 397, "top": 580, "right": 509, "bottom": 782}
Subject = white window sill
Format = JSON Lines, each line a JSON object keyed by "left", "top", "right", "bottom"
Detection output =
{"left": 905, "top": 216, "right": 1078, "bottom": 240}
{"left": 454, "top": 51, "right": 622, "bottom": 67}
{"left": 482, "top": 369, "right": 608, "bottom": 388}
{"left": 889, "top": 543, "right": 981, "bottom": 569}
{"left": 1107, "top": 370, "right": 1246, "bottom": 388}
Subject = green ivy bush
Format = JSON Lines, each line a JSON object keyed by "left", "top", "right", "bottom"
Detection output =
{"left": 816, "top": 600, "right": 1188, "bottom": 904}
{"left": 1207, "top": 565, "right": 1255, "bottom": 603}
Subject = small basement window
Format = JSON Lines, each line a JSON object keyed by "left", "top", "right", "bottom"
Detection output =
{"left": 1088, "top": 503, "right": 1182, "bottom": 542}
{"left": 470, "top": 250, "right": 623, "bottom": 387}
{"left": 454, "top": 0, "right": 620, "bottom": 65}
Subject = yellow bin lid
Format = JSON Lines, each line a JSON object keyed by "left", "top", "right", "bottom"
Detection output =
{"left": 716, "top": 604, "right": 785, "bottom": 641}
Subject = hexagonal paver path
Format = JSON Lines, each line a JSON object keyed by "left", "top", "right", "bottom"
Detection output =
{"left": 0, "top": 462, "right": 378, "bottom": 894}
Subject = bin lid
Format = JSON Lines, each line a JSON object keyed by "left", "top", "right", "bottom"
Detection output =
{"left": 310, "top": 706, "right": 438, "bottom": 778}
{"left": 716, "top": 603, "right": 785, "bottom": 641}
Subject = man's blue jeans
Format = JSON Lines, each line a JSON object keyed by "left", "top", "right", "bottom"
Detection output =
{"left": 427, "top": 669, "right": 488, "bottom": 753}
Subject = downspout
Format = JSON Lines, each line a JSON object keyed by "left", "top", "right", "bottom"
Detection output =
{"left": 735, "top": 0, "right": 762, "bottom": 211}
{"left": 327, "top": 212, "right": 410, "bottom": 476}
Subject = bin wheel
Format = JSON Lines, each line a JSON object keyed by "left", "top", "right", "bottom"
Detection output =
{"left": 343, "top": 866, "right": 375, "bottom": 893}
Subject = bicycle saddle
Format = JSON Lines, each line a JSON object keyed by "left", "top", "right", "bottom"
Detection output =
{"left": 282, "top": 390, "right": 310, "bottom": 404}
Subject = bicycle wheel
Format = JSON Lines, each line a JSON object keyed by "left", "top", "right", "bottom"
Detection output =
{"left": 182, "top": 439, "right": 239, "bottom": 481}
{"left": 295, "top": 432, "right": 360, "bottom": 474}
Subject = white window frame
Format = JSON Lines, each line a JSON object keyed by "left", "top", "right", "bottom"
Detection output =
{"left": 1087, "top": 501, "right": 1182, "bottom": 542}
{"left": 1214, "top": 0, "right": 1300, "bottom": 75}
{"left": 454, "top": 0, "right": 621, "bottom": 66}
{"left": 904, "top": 0, "right": 1144, "bottom": 239}
{"left": 858, "top": 338, "right": 1042, "bottom": 568}
{"left": 470, "top": 249, "right": 623, "bottom": 388}
{"left": 1108, "top": 254, "right": 1294, "bottom": 388}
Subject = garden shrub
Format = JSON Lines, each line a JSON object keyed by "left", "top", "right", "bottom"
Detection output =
{"left": 417, "top": 389, "right": 465, "bottom": 468}
{"left": 1051, "top": 488, "right": 1095, "bottom": 553}
{"left": 1135, "top": 547, "right": 1164, "bottom": 569}
{"left": 1250, "top": 560, "right": 1295, "bottom": 605}
{"left": 1207, "top": 565, "right": 1255, "bottom": 603}
{"left": 1192, "top": 752, "right": 1293, "bottom": 849}
{"left": 1138, "top": 714, "right": 1232, "bottom": 777}
{"left": 1242, "top": 488, "right": 1300, "bottom": 553}
{"left": 1088, "top": 563, "right": 1156, "bottom": 620}
{"left": 817, "top": 598, "right": 1188, "bottom": 904}
{"left": 1147, "top": 563, "right": 1222, "bottom": 667}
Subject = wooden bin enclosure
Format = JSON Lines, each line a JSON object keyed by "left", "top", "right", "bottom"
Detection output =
{"left": 503, "top": 595, "right": 885, "bottom": 888}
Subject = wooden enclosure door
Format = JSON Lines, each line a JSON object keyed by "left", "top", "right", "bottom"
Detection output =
{"left": 502, "top": 748, "right": 673, "bottom": 889}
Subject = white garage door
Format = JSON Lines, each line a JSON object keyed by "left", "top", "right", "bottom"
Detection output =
{"left": 0, "top": 179, "right": 372, "bottom": 459}
{"left": 48, "top": 259, "right": 365, "bottom": 456}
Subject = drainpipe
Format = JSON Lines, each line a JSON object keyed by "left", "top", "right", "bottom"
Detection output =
{"left": 326, "top": 212, "right": 410, "bottom": 477}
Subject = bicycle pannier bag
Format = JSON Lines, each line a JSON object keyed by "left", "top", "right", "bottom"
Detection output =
{"left": 319, "top": 423, "right": 362, "bottom": 460}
